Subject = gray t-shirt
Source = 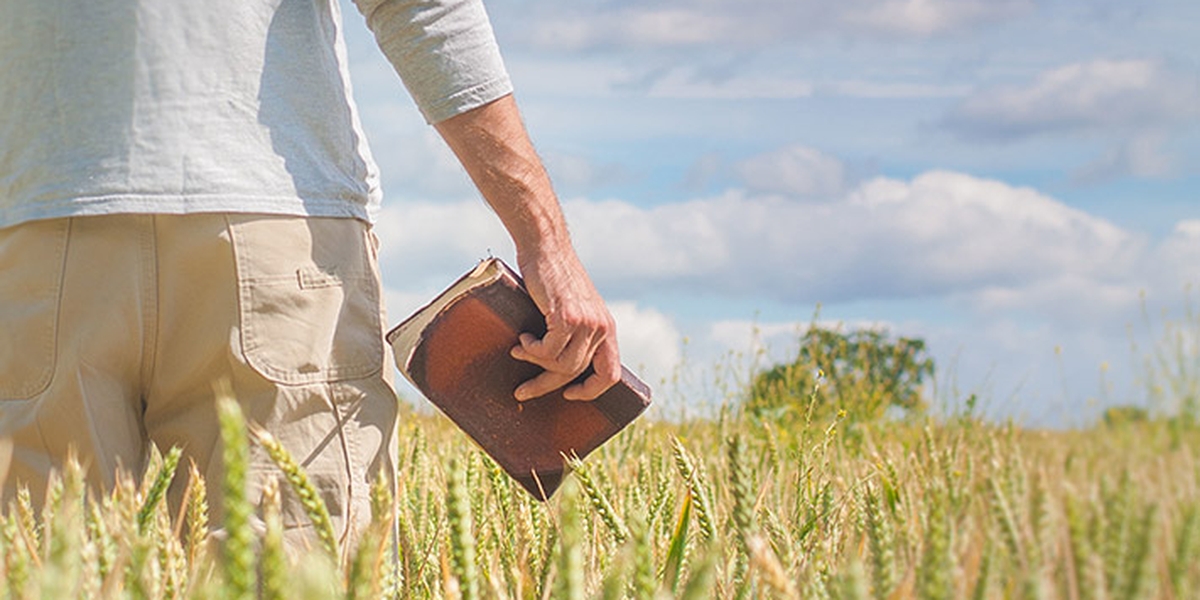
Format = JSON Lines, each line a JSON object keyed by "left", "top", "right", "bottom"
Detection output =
{"left": 0, "top": 0, "right": 512, "bottom": 228}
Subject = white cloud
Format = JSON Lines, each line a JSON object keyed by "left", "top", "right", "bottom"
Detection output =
{"left": 503, "top": 58, "right": 627, "bottom": 98}
{"left": 382, "top": 288, "right": 433, "bottom": 326}
{"left": 707, "top": 319, "right": 806, "bottom": 359}
{"left": 373, "top": 200, "right": 513, "bottom": 288}
{"left": 358, "top": 128, "right": 477, "bottom": 201}
{"left": 370, "top": 167, "right": 1165, "bottom": 317}
{"left": 968, "top": 277, "right": 1144, "bottom": 328}
{"left": 1175, "top": 221, "right": 1200, "bottom": 237}
{"left": 505, "top": 0, "right": 1032, "bottom": 53}
{"left": 816, "top": 79, "right": 972, "bottom": 99}
{"left": 734, "top": 145, "right": 846, "bottom": 198}
{"left": 706, "top": 318, "right": 893, "bottom": 358}
{"left": 644, "top": 72, "right": 815, "bottom": 100}
{"left": 1156, "top": 220, "right": 1200, "bottom": 286}
{"left": 1073, "top": 131, "right": 1176, "bottom": 183}
{"left": 563, "top": 196, "right": 733, "bottom": 284}
{"left": 621, "top": 9, "right": 731, "bottom": 47}
{"left": 942, "top": 59, "right": 1200, "bottom": 140}
{"left": 542, "top": 152, "right": 629, "bottom": 192}
{"left": 517, "top": 9, "right": 741, "bottom": 52}
{"left": 683, "top": 153, "right": 727, "bottom": 192}
{"left": 565, "top": 170, "right": 1139, "bottom": 304}
{"left": 838, "top": 0, "right": 1034, "bottom": 37}
{"left": 608, "top": 302, "right": 683, "bottom": 388}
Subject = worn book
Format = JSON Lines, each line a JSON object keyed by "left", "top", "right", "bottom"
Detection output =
{"left": 386, "top": 258, "right": 652, "bottom": 500}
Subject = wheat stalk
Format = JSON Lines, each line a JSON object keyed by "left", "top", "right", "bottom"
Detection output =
{"left": 259, "top": 477, "right": 287, "bottom": 600}
{"left": 627, "top": 510, "right": 656, "bottom": 599}
{"left": 567, "top": 453, "right": 629, "bottom": 544}
{"left": 446, "top": 456, "right": 479, "bottom": 600}
{"left": 248, "top": 423, "right": 339, "bottom": 563}
{"left": 1170, "top": 503, "right": 1198, "bottom": 599}
{"left": 138, "top": 446, "right": 183, "bottom": 534}
{"left": 728, "top": 433, "right": 755, "bottom": 599}
{"left": 917, "top": 489, "right": 954, "bottom": 600}
{"left": 552, "top": 479, "right": 585, "bottom": 600}
{"left": 864, "top": 483, "right": 897, "bottom": 599}
{"left": 672, "top": 437, "right": 717, "bottom": 541}
{"left": 216, "top": 396, "right": 255, "bottom": 600}
{"left": 1119, "top": 504, "right": 1156, "bottom": 600}
{"left": 183, "top": 460, "right": 210, "bottom": 570}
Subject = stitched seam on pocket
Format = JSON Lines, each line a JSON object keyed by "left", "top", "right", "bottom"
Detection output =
{"left": 239, "top": 281, "right": 383, "bottom": 385}
{"left": 229, "top": 219, "right": 383, "bottom": 386}
{"left": 297, "top": 267, "right": 368, "bottom": 290}
{"left": 0, "top": 219, "right": 69, "bottom": 399}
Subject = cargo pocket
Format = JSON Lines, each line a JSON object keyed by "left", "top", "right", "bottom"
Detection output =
{"left": 227, "top": 216, "right": 383, "bottom": 385}
{"left": 0, "top": 219, "right": 70, "bottom": 399}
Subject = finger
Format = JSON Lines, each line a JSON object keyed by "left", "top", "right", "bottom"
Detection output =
{"left": 512, "top": 327, "right": 596, "bottom": 377}
{"left": 519, "top": 320, "right": 573, "bottom": 363}
{"left": 562, "top": 336, "right": 621, "bottom": 401}
{"left": 548, "top": 327, "right": 597, "bottom": 375}
{"left": 509, "top": 333, "right": 541, "bottom": 364}
{"left": 510, "top": 332, "right": 570, "bottom": 370}
{"left": 514, "top": 369, "right": 576, "bottom": 402}
{"left": 513, "top": 333, "right": 597, "bottom": 399}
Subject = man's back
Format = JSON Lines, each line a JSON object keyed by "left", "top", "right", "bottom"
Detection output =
{"left": 0, "top": 0, "right": 380, "bottom": 228}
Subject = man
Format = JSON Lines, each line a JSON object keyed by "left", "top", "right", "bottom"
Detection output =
{"left": 0, "top": 0, "right": 619, "bottom": 551}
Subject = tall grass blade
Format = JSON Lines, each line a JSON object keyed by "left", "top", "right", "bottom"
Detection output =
{"left": 662, "top": 490, "right": 693, "bottom": 593}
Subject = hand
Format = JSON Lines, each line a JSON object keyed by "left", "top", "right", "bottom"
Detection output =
{"left": 509, "top": 248, "right": 621, "bottom": 401}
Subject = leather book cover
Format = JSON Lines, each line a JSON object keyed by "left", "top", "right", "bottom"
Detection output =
{"left": 386, "top": 258, "right": 652, "bottom": 500}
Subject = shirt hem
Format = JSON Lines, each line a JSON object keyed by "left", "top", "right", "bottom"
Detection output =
{"left": 0, "top": 194, "right": 378, "bottom": 231}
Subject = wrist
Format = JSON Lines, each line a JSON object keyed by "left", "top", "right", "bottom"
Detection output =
{"left": 509, "top": 208, "right": 573, "bottom": 261}
{"left": 515, "top": 235, "right": 576, "bottom": 270}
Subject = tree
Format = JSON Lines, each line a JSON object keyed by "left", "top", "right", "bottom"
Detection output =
{"left": 1101, "top": 405, "right": 1149, "bottom": 428}
{"left": 746, "top": 326, "right": 934, "bottom": 423}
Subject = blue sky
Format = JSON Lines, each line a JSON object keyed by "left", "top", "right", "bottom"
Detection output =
{"left": 339, "top": 0, "right": 1199, "bottom": 426}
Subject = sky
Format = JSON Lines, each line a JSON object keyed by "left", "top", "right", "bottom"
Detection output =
{"left": 337, "top": 0, "right": 1200, "bottom": 427}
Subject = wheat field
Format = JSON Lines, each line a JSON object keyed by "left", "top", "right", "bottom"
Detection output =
{"left": 0, "top": 384, "right": 1196, "bottom": 599}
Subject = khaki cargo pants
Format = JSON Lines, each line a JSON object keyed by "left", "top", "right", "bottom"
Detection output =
{"left": 0, "top": 213, "right": 398, "bottom": 554}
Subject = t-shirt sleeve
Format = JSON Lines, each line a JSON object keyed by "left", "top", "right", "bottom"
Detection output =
{"left": 352, "top": 0, "right": 513, "bottom": 124}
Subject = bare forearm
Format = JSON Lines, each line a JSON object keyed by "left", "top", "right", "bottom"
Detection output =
{"left": 434, "top": 94, "right": 570, "bottom": 259}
